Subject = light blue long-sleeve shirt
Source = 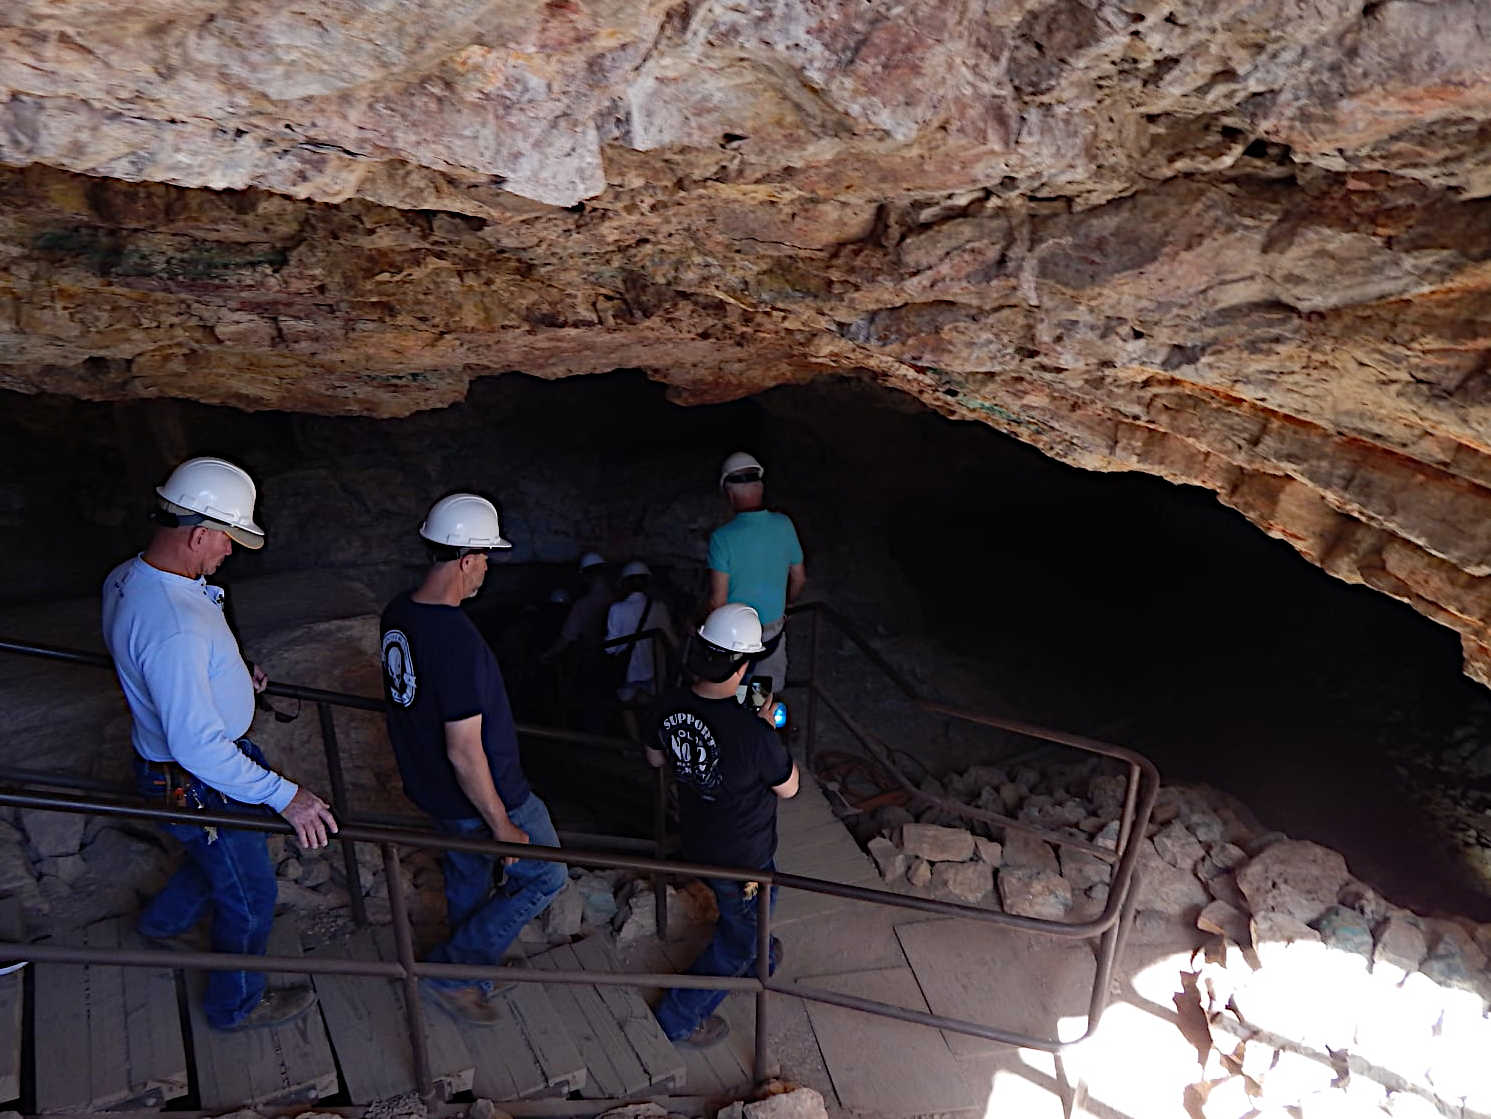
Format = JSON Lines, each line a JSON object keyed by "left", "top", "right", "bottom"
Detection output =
{"left": 101, "top": 556, "right": 296, "bottom": 812}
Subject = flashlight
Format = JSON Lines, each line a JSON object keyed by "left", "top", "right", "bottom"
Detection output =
{"left": 769, "top": 701, "right": 788, "bottom": 730}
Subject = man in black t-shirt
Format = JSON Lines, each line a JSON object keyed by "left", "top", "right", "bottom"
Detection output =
{"left": 646, "top": 603, "right": 799, "bottom": 1049}
{"left": 379, "top": 493, "right": 567, "bottom": 1026}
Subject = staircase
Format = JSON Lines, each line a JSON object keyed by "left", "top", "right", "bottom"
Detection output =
{"left": 16, "top": 918, "right": 681, "bottom": 1112}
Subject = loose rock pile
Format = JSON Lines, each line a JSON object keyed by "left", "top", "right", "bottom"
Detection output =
{"left": 1184, "top": 841, "right": 1491, "bottom": 1119}
{"left": 854, "top": 759, "right": 1135, "bottom": 919}
{"left": 854, "top": 760, "right": 1491, "bottom": 1118}
{"left": 0, "top": 804, "right": 650, "bottom": 957}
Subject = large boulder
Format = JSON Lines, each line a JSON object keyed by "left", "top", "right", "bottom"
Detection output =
{"left": 20, "top": 810, "right": 86, "bottom": 859}
{"left": 899, "top": 823, "right": 975, "bottom": 863}
{"left": 1151, "top": 820, "right": 1205, "bottom": 872}
{"left": 997, "top": 866, "right": 1071, "bottom": 920}
{"left": 1236, "top": 840, "right": 1350, "bottom": 925}
{"left": 744, "top": 1087, "right": 830, "bottom": 1119}
{"left": 1135, "top": 837, "right": 1210, "bottom": 920}
{"left": 931, "top": 860, "right": 993, "bottom": 904}
{"left": 1000, "top": 830, "right": 1060, "bottom": 874}
{"left": 866, "top": 837, "right": 906, "bottom": 882}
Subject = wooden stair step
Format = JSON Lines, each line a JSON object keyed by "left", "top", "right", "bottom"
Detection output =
{"left": 33, "top": 916, "right": 188, "bottom": 1113}
{"left": 185, "top": 919, "right": 337, "bottom": 1110}
{"left": 527, "top": 936, "right": 684, "bottom": 1098}
{"left": 459, "top": 970, "right": 586, "bottom": 1099}
{"left": 0, "top": 898, "right": 24, "bottom": 1104}
{"left": 308, "top": 927, "right": 474, "bottom": 1102}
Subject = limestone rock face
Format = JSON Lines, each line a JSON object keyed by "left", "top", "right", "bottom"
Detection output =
{"left": 5, "top": 2, "right": 1491, "bottom": 682}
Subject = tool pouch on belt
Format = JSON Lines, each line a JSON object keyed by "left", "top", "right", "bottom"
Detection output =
{"left": 134, "top": 738, "right": 273, "bottom": 827}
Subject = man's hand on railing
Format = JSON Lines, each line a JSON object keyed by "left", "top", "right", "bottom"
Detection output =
{"left": 281, "top": 787, "right": 339, "bottom": 849}
{"left": 493, "top": 817, "right": 530, "bottom": 866}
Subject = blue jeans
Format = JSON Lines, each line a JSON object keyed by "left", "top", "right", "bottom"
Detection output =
{"left": 426, "top": 794, "right": 567, "bottom": 991}
{"left": 133, "top": 741, "right": 278, "bottom": 1030}
{"left": 654, "top": 873, "right": 778, "bottom": 1041}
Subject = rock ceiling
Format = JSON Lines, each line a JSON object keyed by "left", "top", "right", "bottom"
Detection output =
{"left": 2, "top": 0, "right": 1491, "bottom": 678}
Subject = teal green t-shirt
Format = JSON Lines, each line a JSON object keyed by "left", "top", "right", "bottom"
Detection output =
{"left": 707, "top": 510, "right": 803, "bottom": 625}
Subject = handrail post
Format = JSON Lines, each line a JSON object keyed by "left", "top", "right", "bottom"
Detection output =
{"left": 384, "top": 841, "right": 434, "bottom": 1101}
{"left": 653, "top": 762, "right": 668, "bottom": 942}
{"left": 805, "top": 608, "right": 820, "bottom": 771}
{"left": 753, "top": 878, "right": 772, "bottom": 1083}
{"left": 318, "top": 702, "right": 368, "bottom": 927}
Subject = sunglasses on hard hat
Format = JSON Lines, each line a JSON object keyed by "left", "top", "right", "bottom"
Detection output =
{"left": 723, "top": 469, "right": 763, "bottom": 485}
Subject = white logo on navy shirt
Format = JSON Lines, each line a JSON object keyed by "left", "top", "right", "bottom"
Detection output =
{"left": 661, "top": 711, "right": 721, "bottom": 797}
{"left": 381, "top": 629, "right": 417, "bottom": 707}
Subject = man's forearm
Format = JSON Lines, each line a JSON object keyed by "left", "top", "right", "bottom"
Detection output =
{"left": 448, "top": 749, "right": 511, "bottom": 832}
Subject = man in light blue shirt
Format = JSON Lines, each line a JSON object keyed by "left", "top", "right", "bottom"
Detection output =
{"left": 102, "top": 457, "right": 338, "bottom": 1031}
{"left": 707, "top": 452, "right": 807, "bottom": 695}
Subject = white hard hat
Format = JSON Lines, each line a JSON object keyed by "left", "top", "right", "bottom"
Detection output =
{"left": 156, "top": 457, "right": 266, "bottom": 550}
{"left": 419, "top": 493, "right": 512, "bottom": 551}
{"left": 621, "top": 560, "right": 650, "bottom": 579}
{"left": 719, "top": 451, "right": 764, "bottom": 490}
{"left": 698, "top": 603, "right": 765, "bottom": 654}
{"left": 578, "top": 552, "right": 606, "bottom": 571}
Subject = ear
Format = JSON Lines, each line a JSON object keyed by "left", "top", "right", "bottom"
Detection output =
{"left": 186, "top": 525, "right": 211, "bottom": 551}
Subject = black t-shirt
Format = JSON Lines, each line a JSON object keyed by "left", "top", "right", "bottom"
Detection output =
{"left": 648, "top": 687, "right": 794, "bottom": 870}
{"left": 380, "top": 592, "right": 531, "bottom": 820}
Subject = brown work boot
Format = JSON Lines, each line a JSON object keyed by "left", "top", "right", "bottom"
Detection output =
{"left": 423, "top": 981, "right": 504, "bottom": 1026}
{"left": 675, "top": 1014, "right": 730, "bottom": 1050}
{"left": 222, "top": 986, "right": 317, "bottom": 1031}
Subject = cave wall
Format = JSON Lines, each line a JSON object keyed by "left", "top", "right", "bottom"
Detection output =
{"left": 3, "top": 0, "right": 1491, "bottom": 682}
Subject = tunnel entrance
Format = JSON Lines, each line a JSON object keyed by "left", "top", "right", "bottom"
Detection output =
{"left": 1, "top": 370, "right": 1487, "bottom": 918}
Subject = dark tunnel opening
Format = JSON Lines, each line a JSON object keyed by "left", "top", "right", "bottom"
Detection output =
{"left": 1, "top": 370, "right": 1487, "bottom": 918}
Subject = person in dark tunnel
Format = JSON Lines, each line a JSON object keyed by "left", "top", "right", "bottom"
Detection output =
{"left": 379, "top": 493, "right": 567, "bottom": 1025}
{"left": 707, "top": 452, "right": 806, "bottom": 700}
{"left": 646, "top": 603, "right": 799, "bottom": 1049}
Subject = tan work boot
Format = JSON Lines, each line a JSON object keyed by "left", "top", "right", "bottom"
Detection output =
{"left": 675, "top": 1014, "right": 730, "bottom": 1050}
{"left": 222, "top": 986, "right": 317, "bottom": 1031}
{"left": 423, "top": 981, "right": 504, "bottom": 1026}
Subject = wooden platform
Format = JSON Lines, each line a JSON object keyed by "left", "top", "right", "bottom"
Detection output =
{"left": 527, "top": 936, "right": 684, "bottom": 1098}
{"left": 308, "top": 927, "right": 475, "bottom": 1102}
{"left": 771, "top": 772, "right": 881, "bottom": 926}
{"left": 895, "top": 917, "right": 1096, "bottom": 1057}
{"left": 461, "top": 977, "right": 587, "bottom": 1099}
{"left": 617, "top": 932, "right": 756, "bottom": 1101}
{"left": 797, "top": 966, "right": 982, "bottom": 1115}
{"left": 33, "top": 917, "right": 188, "bottom": 1113}
{"left": 185, "top": 920, "right": 337, "bottom": 1110}
{"left": 4, "top": 768, "right": 988, "bottom": 1116}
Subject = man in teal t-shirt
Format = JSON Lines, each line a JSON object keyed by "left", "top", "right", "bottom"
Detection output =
{"left": 707, "top": 452, "right": 807, "bottom": 695}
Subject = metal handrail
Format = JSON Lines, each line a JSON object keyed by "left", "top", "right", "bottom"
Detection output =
{"left": 0, "top": 609, "right": 1158, "bottom": 1099}
{"left": 787, "top": 601, "right": 1154, "bottom": 865}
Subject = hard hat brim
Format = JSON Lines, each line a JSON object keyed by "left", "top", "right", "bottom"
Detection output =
{"left": 156, "top": 493, "right": 266, "bottom": 549}
{"left": 694, "top": 626, "right": 765, "bottom": 655}
{"left": 222, "top": 523, "right": 266, "bottom": 550}
{"left": 418, "top": 528, "right": 513, "bottom": 551}
{"left": 686, "top": 641, "right": 750, "bottom": 683}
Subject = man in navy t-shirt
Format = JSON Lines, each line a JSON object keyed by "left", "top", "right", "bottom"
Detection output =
{"left": 646, "top": 603, "right": 799, "bottom": 1049}
{"left": 380, "top": 493, "right": 567, "bottom": 1025}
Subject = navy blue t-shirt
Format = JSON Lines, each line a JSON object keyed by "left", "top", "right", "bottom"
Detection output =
{"left": 380, "top": 592, "right": 531, "bottom": 820}
{"left": 648, "top": 687, "right": 793, "bottom": 870}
